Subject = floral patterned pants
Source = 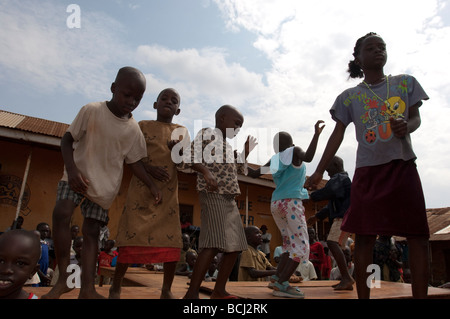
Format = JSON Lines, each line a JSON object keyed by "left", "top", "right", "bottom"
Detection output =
{"left": 271, "top": 198, "right": 310, "bottom": 263}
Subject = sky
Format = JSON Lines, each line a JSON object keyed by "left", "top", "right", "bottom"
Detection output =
{"left": 1, "top": 0, "right": 450, "bottom": 208}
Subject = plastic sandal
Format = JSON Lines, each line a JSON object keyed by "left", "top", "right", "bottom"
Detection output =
{"left": 268, "top": 275, "right": 279, "bottom": 289}
{"left": 272, "top": 281, "right": 305, "bottom": 299}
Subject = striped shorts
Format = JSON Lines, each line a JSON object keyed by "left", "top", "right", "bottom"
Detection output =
{"left": 198, "top": 191, "right": 247, "bottom": 253}
{"left": 56, "top": 181, "right": 109, "bottom": 224}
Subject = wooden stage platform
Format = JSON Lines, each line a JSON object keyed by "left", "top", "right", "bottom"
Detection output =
{"left": 25, "top": 266, "right": 450, "bottom": 300}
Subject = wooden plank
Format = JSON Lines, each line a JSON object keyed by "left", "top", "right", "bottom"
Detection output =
{"left": 206, "top": 280, "right": 341, "bottom": 288}
{"left": 24, "top": 286, "right": 167, "bottom": 299}
{"left": 24, "top": 277, "right": 450, "bottom": 299}
{"left": 122, "top": 273, "right": 190, "bottom": 289}
{"left": 24, "top": 274, "right": 194, "bottom": 299}
{"left": 198, "top": 280, "right": 450, "bottom": 299}
{"left": 98, "top": 266, "right": 163, "bottom": 287}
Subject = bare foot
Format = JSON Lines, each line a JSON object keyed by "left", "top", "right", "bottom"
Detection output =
{"left": 108, "top": 285, "right": 121, "bottom": 299}
{"left": 41, "top": 283, "right": 73, "bottom": 299}
{"left": 183, "top": 293, "right": 200, "bottom": 299}
{"left": 183, "top": 286, "right": 200, "bottom": 299}
{"left": 78, "top": 289, "right": 106, "bottom": 299}
{"left": 160, "top": 289, "right": 175, "bottom": 299}
{"left": 333, "top": 279, "right": 355, "bottom": 291}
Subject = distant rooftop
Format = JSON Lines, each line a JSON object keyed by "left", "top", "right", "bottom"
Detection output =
{"left": 0, "top": 109, "right": 69, "bottom": 138}
{"left": 427, "top": 207, "right": 450, "bottom": 241}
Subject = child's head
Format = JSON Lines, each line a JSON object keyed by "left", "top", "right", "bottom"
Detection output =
{"left": 185, "top": 250, "right": 198, "bottom": 267}
{"left": 103, "top": 239, "right": 115, "bottom": 253}
{"left": 215, "top": 105, "right": 244, "bottom": 139}
{"left": 36, "top": 222, "right": 50, "bottom": 240}
{"left": 109, "top": 66, "right": 147, "bottom": 118}
{"left": 260, "top": 224, "right": 268, "bottom": 234}
{"left": 308, "top": 227, "right": 317, "bottom": 242}
{"left": 209, "top": 255, "right": 219, "bottom": 273}
{"left": 72, "top": 236, "right": 83, "bottom": 258}
{"left": 154, "top": 88, "right": 181, "bottom": 122}
{"left": 71, "top": 225, "right": 79, "bottom": 239}
{"left": 244, "top": 226, "right": 262, "bottom": 249}
{"left": 325, "top": 155, "right": 344, "bottom": 177}
{"left": 0, "top": 230, "right": 41, "bottom": 299}
{"left": 273, "top": 131, "right": 293, "bottom": 153}
{"left": 347, "top": 32, "right": 387, "bottom": 78}
{"left": 11, "top": 216, "right": 24, "bottom": 229}
{"left": 182, "top": 233, "right": 190, "bottom": 251}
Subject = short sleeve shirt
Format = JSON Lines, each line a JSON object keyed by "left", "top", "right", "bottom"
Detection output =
{"left": 331, "top": 75, "right": 428, "bottom": 168}
{"left": 238, "top": 246, "right": 273, "bottom": 281}
{"left": 270, "top": 146, "right": 309, "bottom": 201}
{"left": 62, "top": 102, "right": 147, "bottom": 209}
{"left": 180, "top": 128, "right": 245, "bottom": 195}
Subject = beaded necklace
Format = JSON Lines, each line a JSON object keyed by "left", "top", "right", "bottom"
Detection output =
{"left": 362, "top": 75, "right": 389, "bottom": 106}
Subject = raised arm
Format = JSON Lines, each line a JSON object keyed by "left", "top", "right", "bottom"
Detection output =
{"left": 302, "top": 120, "right": 325, "bottom": 163}
{"left": 243, "top": 135, "right": 258, "bottom": 160}
{"left": 292, "top": 120, "right": 325, "bottom": 167}
{"left": 305, "top": 120, "right": 346, "bottom": 190}
{"left": 247, "top": 160, "right": 270, "bottom": 178}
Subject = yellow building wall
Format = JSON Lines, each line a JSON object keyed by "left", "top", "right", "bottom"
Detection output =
{"left": 1, "top": 140, "right": 64, "bottom": 231}
{"left": 0, "top": 139, "right": 132, "bottom": 236}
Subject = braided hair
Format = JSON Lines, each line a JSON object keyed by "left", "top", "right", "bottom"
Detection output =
{"left": 347, "top": 32, "right": 378, "bottom": 79}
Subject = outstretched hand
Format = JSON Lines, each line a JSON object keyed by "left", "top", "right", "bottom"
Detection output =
{"left": 244, "top": 135, "right": 258, "bottom": 159}
{"left": 314, "top": 120, "right": 325, "bottom": 135}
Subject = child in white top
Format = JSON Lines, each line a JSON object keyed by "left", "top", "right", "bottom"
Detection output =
{"left": 43, "top": 67, "right": 161, "bottom": 299}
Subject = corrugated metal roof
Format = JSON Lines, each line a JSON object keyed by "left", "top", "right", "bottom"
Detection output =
{"left": 427, "top": 207, "right": 450, "bottom": 241}
{"left": 0, "top": 110, "right": 69, "bottom": 138}
{"left": 0, "top": 111, "right": 26, "bottom": 127}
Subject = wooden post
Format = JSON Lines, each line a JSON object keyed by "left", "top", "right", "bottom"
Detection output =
{"left": 14, "top": 148, "right": 32, "bottom": 227}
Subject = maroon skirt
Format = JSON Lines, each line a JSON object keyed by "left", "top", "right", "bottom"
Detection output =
{"left": 341, "top": 159, "right": 429, "bottom": 237}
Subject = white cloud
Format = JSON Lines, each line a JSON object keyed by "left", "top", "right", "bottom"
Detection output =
{"left": 214, "top": 0, "right": 296, "bottom": 35}
{"left": 212, "top": 0, "right": 450, "bottom": 208}
{"left": 136, "top": 44, "right": 266, "bottom": 99}
{"left": 0, "top": 1, "right": 129, "bottom": 99}
{"left": 134, "top": 44, "right": 268, "bottom": 132}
